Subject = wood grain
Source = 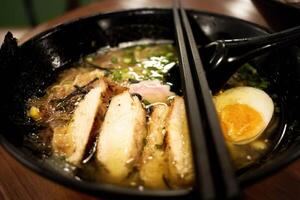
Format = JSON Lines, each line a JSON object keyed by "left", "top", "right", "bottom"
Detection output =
{"left": 244, "top": 159, "right": 300, "bottom": 200}
{"left": 0, "top": 146, "right": 99, "bottom": 200}
{"left": 1, "top": 0, "right": 300, "bottom": 200}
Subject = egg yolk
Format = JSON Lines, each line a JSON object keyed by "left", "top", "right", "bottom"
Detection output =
{"left": 218, "top": 104, "right": 264, "bottom": 144}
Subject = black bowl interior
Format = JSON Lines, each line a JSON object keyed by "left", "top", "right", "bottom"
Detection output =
{"left": 0, "top": 8, "right": 300, "bottom": 199}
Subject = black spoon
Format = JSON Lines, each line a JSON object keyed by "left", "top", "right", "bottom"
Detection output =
{"left": 201, "top": 25, "right": 300, "bottom": 93}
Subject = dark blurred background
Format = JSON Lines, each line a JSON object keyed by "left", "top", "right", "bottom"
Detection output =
{"left": 0, "top": 0, "right": 100, "bottom": 27}
{"left": 0, "top": 0, "right": 105, "bottom": 44}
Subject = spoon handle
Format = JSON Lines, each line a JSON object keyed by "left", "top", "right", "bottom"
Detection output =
{"left": 222, "top": 25, "right": 300, "bottom": 64}
{"left": 204, "top": 25, "right": 300, "bottom": 93}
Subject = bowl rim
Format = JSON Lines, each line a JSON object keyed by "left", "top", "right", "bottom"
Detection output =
{"left": 20, "top": 7, "right": 271, "bottom": 46}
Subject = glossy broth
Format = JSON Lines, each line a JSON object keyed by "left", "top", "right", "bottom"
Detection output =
{"left": 25, "top": 41, "right": 284, "bottom": 189}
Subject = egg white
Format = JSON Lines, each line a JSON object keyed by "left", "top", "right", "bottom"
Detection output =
{"left": 213, "top": 86, "right": 274, "bottom": 144}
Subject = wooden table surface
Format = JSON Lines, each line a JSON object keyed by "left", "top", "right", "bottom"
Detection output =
{"left": 1, "top": 0, "right": 300, "bottom": 199}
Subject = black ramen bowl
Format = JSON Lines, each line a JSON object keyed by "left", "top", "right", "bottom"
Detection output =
{"left": 0, "top": 8, "right": 300, "bottom": 199}
{"left": 253, "top": 0, "right": 300, "bottom": 31}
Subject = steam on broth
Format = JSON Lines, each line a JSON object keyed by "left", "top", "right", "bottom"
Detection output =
{"left": 25, "top": 40, "right": 281, "bottom": 189}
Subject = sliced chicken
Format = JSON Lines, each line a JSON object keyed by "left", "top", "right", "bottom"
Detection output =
{"left": 139, "top": 104, "right": 169, "bottom": 189}
{"left": 52, "top": 80, "right": 106, "bottom": 166}
{"left": 96, "top": 91, "right": 147, "bottom": 183}
{"left": 165, "top": 96, "right": 195, "bottom": 188}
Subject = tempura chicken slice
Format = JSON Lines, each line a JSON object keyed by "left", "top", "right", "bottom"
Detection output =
{"left": 165, "top": 96, "right": 195, "bottom": 188}
{"left": 52, "top": 81, "right": 106, "bottom": 166}
{"left": 139, "top": 104, "right": 169, "bottom": 189}
{"left": 96, "top": 91, "right": 147, "bottom": 183}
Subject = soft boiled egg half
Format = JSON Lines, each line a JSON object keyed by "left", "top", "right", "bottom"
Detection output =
{"left": 213, "top": 86, "right": 274, "bottom": 144}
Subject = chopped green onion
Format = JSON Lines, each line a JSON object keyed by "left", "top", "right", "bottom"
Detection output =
{"left": 123, "top": 57, "right": 132, "bottom": 64}
{"left": 112, "top": 70, "right": 123, "bottom": 81}
{"left": 111, "top": 56, "right": 118, "bottom": 64}
{"left": 86, "top": 57, "right": 93, "bottom": 62}
{"left": 155, "top": 144, "right": 164, "bottom": 150}
{"left": 142, "top": 99, "right": 151, "bottom": 106}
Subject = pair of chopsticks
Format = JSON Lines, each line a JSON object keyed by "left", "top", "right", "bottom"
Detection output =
{"left": 172, "top": 0, "right": 240, "bottom": 199}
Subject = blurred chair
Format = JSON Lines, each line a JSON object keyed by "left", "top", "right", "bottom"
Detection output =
{"left": 22, "top": 0, "right": 80, "bottom": 26}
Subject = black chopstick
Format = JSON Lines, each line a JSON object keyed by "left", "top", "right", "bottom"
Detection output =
{"left": 173, "top": 0, "right": 240, "bottom": 199}
{"left": 179, "top": 5, "right": 240, "bottom": 199}
{"left": 172, "top": 1, "right": 216, "bottom": 199}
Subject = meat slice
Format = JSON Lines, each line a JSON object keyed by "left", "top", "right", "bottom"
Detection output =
{"left": 165, "top": 96, "right": 195, "bottom": 188}
{"left": 52, "top": 83, "right": 106, "bottom": 166}
{"left": 129, "top": 80, "right": 175, "bottom": 103}
{"left": 139, "top": 104, "right": 169, "bottom": 189}
{"left": 96, "top": 91, "right": 147, "bottom": 183}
